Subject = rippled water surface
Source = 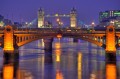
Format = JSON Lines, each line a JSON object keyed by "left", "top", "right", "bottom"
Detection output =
{"left": 0, "top": 38, "right": 120, "bottom": 79}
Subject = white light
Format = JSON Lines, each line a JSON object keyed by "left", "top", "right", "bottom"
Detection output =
{"left": 25, "top": 22, "right": 28, "bottom": 24}
{"left": 30, "top": 22, "right": 32, "bottom": 25}
{"left": 110, "top": 21, "right": 114, "bottom": 24}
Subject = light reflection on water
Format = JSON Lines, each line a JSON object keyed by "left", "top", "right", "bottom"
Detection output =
{"left": 0, "top": 38, "right": 120, "bottom": 79}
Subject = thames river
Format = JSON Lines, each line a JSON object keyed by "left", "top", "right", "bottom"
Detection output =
{"left": 0, "top": 38, "right": 120, "bottom": 79}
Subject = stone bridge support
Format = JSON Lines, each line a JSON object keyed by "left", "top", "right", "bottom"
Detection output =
{"left": 73, "top": 38, "right": 78, "bottom": 42}
{"left": 105, "top": 25, "right": 116, "bottom": 62}
{"left": 3, "top": 25, "right": 19, "bottom": 59}
{"left": 43, "top": 38, "right": 53, "bottom": 52}
{"left": 3, "top": 25, "right": 14, "bottom": 52}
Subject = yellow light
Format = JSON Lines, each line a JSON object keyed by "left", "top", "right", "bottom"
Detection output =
{"left": 55, "top": 14, "right": 59, "bottom": 17}
{"left": 56, "top": 50, "right": 61, "bottom": 62}
{"left": 55, "top": 43, "right": 61, "bottom": 62}
{"left": 94, "top": 38, "right": 97, "bottom": 40}
{"left": 78, "top": 53, "right": 82, "bottom": 79}
{"left": 3, "top": 65, "right": 14, "bottom": 79}
{"left": 56, "top": 54, "right": 60, "bottom": 62}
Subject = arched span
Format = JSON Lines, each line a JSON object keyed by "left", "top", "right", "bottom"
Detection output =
{"left": 17, "top": 37, "right": 41, "bottom": 47}
{"left": 16, "top": 35, "right": 58, "bottom": 47}
{"left": 61, "top": 34, "right": 105, "bottom": 47}
{"left": 78, "top": 37, "right": 103, "bottom": 47}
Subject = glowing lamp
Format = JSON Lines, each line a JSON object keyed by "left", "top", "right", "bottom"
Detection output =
{"left": 57, "top": 34, "right": 62, "bottom": 38}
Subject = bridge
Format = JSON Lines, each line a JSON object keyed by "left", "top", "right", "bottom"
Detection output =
{"left": 0, "top": 25, "right": 120, "bottom": 60}
{"left": 38, "top": 8, "right": 77, "bottom": 28}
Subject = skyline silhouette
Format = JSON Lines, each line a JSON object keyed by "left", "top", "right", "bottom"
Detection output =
{"left": 0, "top": 0, "right": 120, "bottom": 24}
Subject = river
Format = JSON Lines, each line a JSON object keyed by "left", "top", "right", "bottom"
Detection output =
{"left": 0, "top": 38, "right": 120, "bottom": 79}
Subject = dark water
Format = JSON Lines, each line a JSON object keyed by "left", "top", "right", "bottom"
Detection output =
{"left": 0, "top": 38, "right": 120, "bottom": 79}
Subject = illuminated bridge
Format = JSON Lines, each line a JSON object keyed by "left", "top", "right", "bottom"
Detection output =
{"left": 0, "top": 25, "right": 120, "bottom": 58}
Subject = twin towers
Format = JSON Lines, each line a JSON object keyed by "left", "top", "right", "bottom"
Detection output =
{"left": 38, "top": 8, "right": 77, "bottom": 28}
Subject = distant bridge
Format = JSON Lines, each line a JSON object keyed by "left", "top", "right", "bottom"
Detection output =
{"left": 0, "top": 25, "right": 120, "bottom": 54}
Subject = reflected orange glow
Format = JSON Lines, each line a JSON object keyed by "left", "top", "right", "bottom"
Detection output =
{"left": 16, "top": 69, "right": 21, "bottom": 79}
{"left": 56, "top": 70, "right": 64, "bottom": 79}
{"left": 56, "top": 50, "right": 61, "bottom": 62}
{"left": 57, "top": 34, "right": 62, "bottom": 38}
{"left": 3, "top": 65, "right": 14, "bottom": 79}
{"left": 78, "top": 52, "right": 82, "bottom": 79}
{"left": 55, "top": 43, "right": 61, "bottom": 62}
{"left": 55, "top": 43, "right": 61, "bottom": 49}
{"left": 106, "top": 64, "right": 116, "bottom": 79}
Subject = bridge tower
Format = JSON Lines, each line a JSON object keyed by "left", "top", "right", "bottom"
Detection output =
{"left": 70, "top": 8, "right": 77, "bottom": 27}
{"left": 3, "top": 25, "right": 14, "bottom": 51}
{"left": 38, "top": 8, "right": 44, "bottom": 28}
{"left": 105, "top": 25, "right": 116, "bottom": 52}
{"left": 105, "top": 25, "right": 116, "bottom": 61}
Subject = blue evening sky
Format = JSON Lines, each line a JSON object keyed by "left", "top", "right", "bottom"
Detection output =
{"left": 0, "top": 0, "right": 120, "bottom": 24}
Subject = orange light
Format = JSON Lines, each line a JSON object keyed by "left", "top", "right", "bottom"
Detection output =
{"left": 4, "top": 25, "right": 14, "bottom": 51}
{"left": 55, "top": 43, "right": 61, "bottom": 62}
{"left": 56, "top": 70, "right": 63, "bottom": 79}
{"left": 55, "top": 43, "right": 61, "bottom": 49}
{"left": 57, "top": 34, "right": 62, "bottom": 38}
{"left": 3, "top": 65, "right": 14, "bottom": 79}
{"left": 106, "top": 64, "right": 116, "bottom": 79}
{"left": 105, "top": 25, "right": 116, "bottom": 52}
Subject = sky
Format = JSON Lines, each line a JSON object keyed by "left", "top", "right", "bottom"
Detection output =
{"left": 0, "top": 0, "right": 120, "bottom": 25}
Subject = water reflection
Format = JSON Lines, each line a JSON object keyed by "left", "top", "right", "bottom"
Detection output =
{"left": 1, "top": 51, "right": 19, "bottom": 79}
{"left": 1, "top": 40, "right": 120, "bottom": 79}
{"left": 56, "top": 70, "right": 64, "bottom": 79}
{"left": 0, "top": 51, "right": 34, "bottom": 79}
{"left": 54, "top": 42, "right": 61, "bottom": 62}
{"left": 3, "top": 60, "right": 14, "bottom": 79}
{"left": 77, "top": 52, "right": 82, "bottom": 79}
{"left": 54, "top": 42, "right": 64, "bottom": 79}
{"left": 106, "top": 62, "right": 117, "bottom": 79}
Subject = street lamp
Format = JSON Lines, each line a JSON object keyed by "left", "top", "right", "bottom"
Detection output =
{"left": 91, "top": 21, "right": 95, "bottom": 31}
{"left": 56, "top": 18, "right": 61, "bottom": 27}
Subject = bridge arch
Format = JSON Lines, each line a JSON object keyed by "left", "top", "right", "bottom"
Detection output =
{"left": 1, "top": 25, "right": 119, "bottom": 53}
{"left": 61, "top": 35, "right": 105, "bottom": 47}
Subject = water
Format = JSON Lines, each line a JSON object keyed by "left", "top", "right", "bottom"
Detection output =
{"left": 0, "top": 38, "right": 120, "bottom": 79}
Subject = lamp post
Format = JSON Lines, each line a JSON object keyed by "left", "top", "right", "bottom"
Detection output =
{"left": 91, "top": 21, "right": 95, "bottom": 30}
{"left": 56, "top": 18, "right": 63, "bottom": 28}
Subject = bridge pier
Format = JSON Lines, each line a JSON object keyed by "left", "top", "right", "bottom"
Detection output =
{"left": 2, "top": 50, "right": 19, "bottom": 79}
{"left": 105, "top": 25, "right": 116, "bottom": 62}
{"left": 4, "top": 49, "right": 19, "bottom": 62}
{"left": 43, "top": 38, "right": 53, "bottom": 52}
{"left": 3, "top": 25, "right": 14, "bottom": 52}
{"left": 105, "top": 53, "right": 116, "bottom": 62}
{"left": 3, "top": 25, "right": 19, "bottom": 59}
{"left": 73, "top": 38, "right": 78, "bottom": 42}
